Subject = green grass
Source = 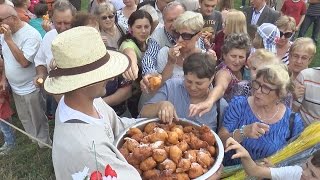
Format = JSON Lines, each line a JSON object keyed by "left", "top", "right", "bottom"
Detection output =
{"left": 0, "top": 0, "right": 319, "bottom": 179}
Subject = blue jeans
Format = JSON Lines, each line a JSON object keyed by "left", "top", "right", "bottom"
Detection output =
{"left": 298, "top": 15, "right": 320, "bottom": 45}
{"left": 0, "top": 119, "right": 15, "bottom": 146}
{"left": 46, "top": 94, "right": 57, "bottom": 116}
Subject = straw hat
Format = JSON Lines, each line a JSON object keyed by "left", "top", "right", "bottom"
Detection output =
{"left": 44, "top": 26, "right": 130, "bottom": 94}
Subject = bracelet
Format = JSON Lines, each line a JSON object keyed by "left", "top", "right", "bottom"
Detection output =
{"left": 240, "top": 125, "right": 247, "bottom": 139}
{"left": 232, "top": 129, "right": 237, "bottom": 139}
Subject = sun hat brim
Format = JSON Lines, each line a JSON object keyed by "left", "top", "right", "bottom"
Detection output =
{"left": 44, "top": 50, "right": 130, "bottom": 95}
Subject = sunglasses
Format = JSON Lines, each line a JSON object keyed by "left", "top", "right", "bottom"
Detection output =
{"left": 280, "top": 31, "right": 293, "bottom": 38}
{"left": 101, "top": 14, "right": 115, "bottom": 20}
{"left": 172, "top": 31, "right": 199, "bottom": 40}
{"left": 0, "top": 15, "right": 13, "bottom": 23}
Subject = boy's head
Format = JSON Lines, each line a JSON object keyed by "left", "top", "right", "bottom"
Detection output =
{"left": 288, "top": 37, "right": 316, "bottom": 75}
{"left": 301, "top": 150, "right": 320, "bottom": 180}
{"left": 34, "top": 2, "right": 48, "bottom": 18}
{"left": 199, "top": 0, "right": 218, "bottom": 16}
{"left": 248, "top": 49, "right": 280, "bottom": 79}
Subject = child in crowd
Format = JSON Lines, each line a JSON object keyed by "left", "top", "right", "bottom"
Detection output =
{"left": 281, "top": 0, "right": 306, "bottom": 31}
{"left": 225, "top": 137, "right": 320, "bottom": 180}
{"left": 0, "top": 59, "right": 15, "bottom": 155}
{"left": 29, "top": 1, "right": 48, "bottom": 38}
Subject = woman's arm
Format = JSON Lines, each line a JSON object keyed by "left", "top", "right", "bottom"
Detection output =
{"left": 122, "top": 48, "right": 139, "bottom": 80}
{"left": 103, "top": 85, "right": 132, "bottom": 106}
{"left": 140, "top": 101, "right": 178, "bottom": 124}
{"left": 189, "top": 69, "right": 231, "bottom": 117}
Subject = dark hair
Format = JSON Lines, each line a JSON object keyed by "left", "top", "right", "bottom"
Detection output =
{"left": 183, "top": 52, "right": 216, "bottom": 79}
{"left": 218, "top": 0, "right": 234, "bottom": 11}
{"left": 312, "top": 150, "right": 320, "bottom": 167}
{"left": 117, "top": 10, "right": 153, "bottom": 49}
{"left": 71, "top": 12, "right": 98, "bottom": 28}
{"left": 34, "top": 2, "right": 48, "bottom": 17}
{"left": 221, "top": 33, "right": 251, "bottom": 55}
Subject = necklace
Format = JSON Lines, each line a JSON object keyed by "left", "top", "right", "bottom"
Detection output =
{"left": 256, "top": 105, "right": 280, "bottom": 122}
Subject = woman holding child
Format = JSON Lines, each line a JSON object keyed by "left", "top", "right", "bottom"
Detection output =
{"left": 219, "top": 64, "right": 304, "bottom": 166}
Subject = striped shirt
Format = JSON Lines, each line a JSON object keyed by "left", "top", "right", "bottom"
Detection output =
{"left": 306, "top": 3, "right": 320, "bottom": 16}
{"left": 293, "top": 67, "right": 320, "bottom": 125}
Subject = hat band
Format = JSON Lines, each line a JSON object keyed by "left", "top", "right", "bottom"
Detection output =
{"left": 49, "top": 54, "right": 110, "bottom": 78}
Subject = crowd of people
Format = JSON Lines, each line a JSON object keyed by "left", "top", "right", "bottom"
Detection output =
{"left": 0, "top": 0, "right": 319, "bottom": 179}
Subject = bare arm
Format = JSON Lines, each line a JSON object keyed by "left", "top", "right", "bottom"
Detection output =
{"left": 103, "top": 85, "right": 132, "bottom": 106}
{"left": 206, "top": 70, "right": 231, "bottom": 105}
{"left": 5, "top": 39, "right": 31, "bottom": 68}
{"left": 122, "top": 48, "right": 139, "bottom": 80}
{"left": 160, "top": 58, "right": 175, "bottom": 83}
{"left": 140, "top": 102, "right": 164, "bottom": 118}
{"left": 297, "top": 15, "right": 305, "bottom": 29}
{"left": 309, "top": 0, "right": 320, "bottom": 4}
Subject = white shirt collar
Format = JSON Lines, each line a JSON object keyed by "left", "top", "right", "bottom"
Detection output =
{"left": 256, "top": 4, "right": 266, "bottom": 13}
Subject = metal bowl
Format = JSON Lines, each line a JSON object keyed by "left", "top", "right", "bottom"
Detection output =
{"left": 114, "top": 118, "right": 224, "bottom": 180}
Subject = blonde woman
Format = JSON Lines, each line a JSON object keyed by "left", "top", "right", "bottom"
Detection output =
{"left": 156, "top": 11, "right": 211, "bottom": 82}
{"left": 275, "top": 16, "right": 296, "bottom": 65}
{"left": 213, "top": 9, "right": 247, "bottom": 60}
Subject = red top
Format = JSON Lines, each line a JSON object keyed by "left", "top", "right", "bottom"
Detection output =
{"left": 212, "top": 30, "right": 225, "bottom": 61}
{"left": 0, "top": 90, "right": 13, "bottom": 120}
{"left": 281, "top": 0, "right": 306, "bottom": 25}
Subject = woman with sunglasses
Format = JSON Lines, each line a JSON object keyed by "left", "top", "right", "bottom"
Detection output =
{"left": 94, "top": 3, "right": 125, "bottom": 49}
{"left": 156, "top": 11, "right": 210, "bottom": 82}
{"left": 116, "top": 0, "right": 137, "bottom": 33}
{"left": 219, "top": 64, "right": 304, "bottom": 166}
{"left": 275, "top": 16, "right": 296, "bottom": 65}
{"left": 118, "top": 10, "right": 152, "bottom": 117}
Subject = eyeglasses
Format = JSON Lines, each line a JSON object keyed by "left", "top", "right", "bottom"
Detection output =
{"left": 0, "top": 15, "right": 13, "bottom": 23}
{"left": 172, "top": 31, "right": 199, "bottom": 40}
{"left": 291, "top": 53, "right": 310, "bottom": 62}
{"left": 280, "top": 31, "right": 293, "bottom": 38}
{"left": 252, "top": 80, "right": 278, "bottom": 95}
{"left": 100, "top": 14, "right": 115, "bottom": 20}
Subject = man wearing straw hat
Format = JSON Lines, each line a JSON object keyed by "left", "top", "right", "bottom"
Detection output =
{"left": 44, "top": 26, "right": 142, "bottom": 179}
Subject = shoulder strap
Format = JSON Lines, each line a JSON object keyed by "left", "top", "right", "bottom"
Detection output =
{"left": 65, "top": 119, "right": 88, "bottom": 124}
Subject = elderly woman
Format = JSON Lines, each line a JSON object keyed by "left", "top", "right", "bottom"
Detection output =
{"left": 116, "top": 0, "right": 137, "bottom": 32}
{"left": 219, "top": 64, "right": 304, "bottom": 166}
{"left": 213, "top": 9, "right": 247, "bottom": 60}
{"left": 141, "top": 52, "right": 221, "bottom": 131}
{"left": 94, "top": 3, "right": 125, "bottom": 49}
{"left": 156, "top": 11, "right": 210, "bottom": 82}
{"left": 275, "top": 16, "right": 296, "bottom": 65}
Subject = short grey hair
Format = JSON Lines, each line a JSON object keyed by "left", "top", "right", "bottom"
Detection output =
{"left": 173, "top": 11, "right": 204, "bottom": 33}
{"left": 53, "top": 0, "right": 76, "bottom": 16}
{"left": 94, "top": 2, "right": 116, "bottom": 16}
{"left": 163, "top": 1, "right": 186, "bottom": 17}
{"left": 222, "top": 33, "right": 251, "bottom": 55}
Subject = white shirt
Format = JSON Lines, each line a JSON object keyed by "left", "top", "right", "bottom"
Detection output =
{"left": 0, "top": 23, "right": 41, "bottom": 95}
{"left": 270, "top": 165, "right": 302, "bottom": 180}
{"left": 58, "top": 96, "right": 105, "bottom": 126}
{"left": 251, "top": 4, "right": 266, "bottom": 25}
{"left": 34, "top": 29, "right": 58, "bottom": 71}
{"left": 109, "top": 0, "right": 125, "bottom": 10}
{"left": 154, "top": 0, "right": 163, "bottom": 24}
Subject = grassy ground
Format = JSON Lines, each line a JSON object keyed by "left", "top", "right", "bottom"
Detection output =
{"left": 0, "top": 0, "right": 319, "bottom": 179}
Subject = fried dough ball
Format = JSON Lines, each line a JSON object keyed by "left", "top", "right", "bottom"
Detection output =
{"left": 167, "top": 131, "right": 179, "bottom": 145}
{"left": 133, "top": 164, "right": 143, "bottom": 175}
{"left": 147, "top": 128, "right": 168, "bottom": 143}
{"left": 164, "top": 146, "right": 170, "bottom": 154}
{"left": 176, "top": 173, "right": 190, "bottom": 180}
{"left": 177, "top": 140, "right": 189, "bottom": 152}
{"left": 143, "top": 169, "right": 160, "bottom": 179}
{"left": 171, "top": 127, "right": 184, "bottom": 140}
{"left": 119, "top": 146, "right": 129, "bottom": 159}
{"left": 182, "top": 133, "right": 191, "bottom": 144}
{"left": 169, "top": 145, "right": 182, "bottom": 164}
{"left": 131, "top": 133, "right": 144, "bottom": 142}
{"left": 176, "top": 158, "right": 191, "bottom": 173}
{"left": 188, "top": 162, "right": 205, "bottom": 179}
{"left": 124, "top": 137, "right": 139, "bottom": 152}
{"left": 140, "top": 157, "right": 157, "bottom": 171}
{"left": 150, "top": 141, "right": 164, "bottom": 149}
{"left": 207, "top": 145, "right": 216, "bottom": 156}
{"left": 199, "top": 125, "right": 216, "bottom": 146}
{"left": 189, "top": 133, "right": 208, "bottom": 150}
{"left": 144, "top": 122, "right": 158, "bottom": 134}
{"left": 152, "top": 149, "right": 167, "bottom": 163}
{"left": 133, "top": 145, "right": 153, "bottom": 161}
{"left": 159, "top": 159, "right": 176, "bottom": 172}
{"left": 127, "top": 153, "right": 141, "bottom": 165}
{"left": 128, "top": 127, "right": 143, "bottom": 136}
{"left": 184, "top": 150, "right": 198, "bottom": 163}
{"left": 148, "top": 76, "right": 162, "bottom": 91}
{"left": 197, "top": 150, "right": 214, "bottom": 168}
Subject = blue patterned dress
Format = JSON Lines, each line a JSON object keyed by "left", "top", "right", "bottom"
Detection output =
{"left": 223, "top": 96, "right": 304, "bottom": 166}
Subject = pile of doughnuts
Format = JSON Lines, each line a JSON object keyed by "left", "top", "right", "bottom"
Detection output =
{"left": 118, "top": 122, "right": 217, "bottom": 180}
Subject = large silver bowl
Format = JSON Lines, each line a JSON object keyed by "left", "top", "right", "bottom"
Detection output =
{"left": 114, "top": 118, "right": 224, "bottom": 180}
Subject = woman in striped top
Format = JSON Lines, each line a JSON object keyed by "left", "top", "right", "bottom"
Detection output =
{"left": 275, "top": 16, "right": 296, "bottom": 65}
